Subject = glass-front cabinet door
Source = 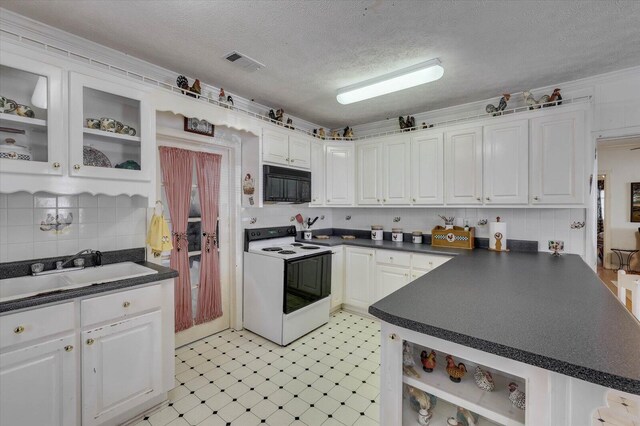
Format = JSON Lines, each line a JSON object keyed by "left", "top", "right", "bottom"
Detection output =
{"left": 69, "top": 72, "right": 152, "bottom": 181}
{"left": 0, "top": 51, "right": 64, "bottom": 177}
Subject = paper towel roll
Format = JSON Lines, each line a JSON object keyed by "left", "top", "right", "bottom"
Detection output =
{"left": 489, "top": 221, "right": 507, "bottom": 251}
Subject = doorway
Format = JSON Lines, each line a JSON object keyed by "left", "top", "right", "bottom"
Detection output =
{"left": 155, "top": 131, "right": 236, "bottom": 348}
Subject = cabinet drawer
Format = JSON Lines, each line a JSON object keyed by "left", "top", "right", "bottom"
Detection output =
{"left": 81, "top": 284, "right": 163, "bottom": 326}
{"left": 411, "top": 254, "right": 451, "bottom": 270}
{"left": 376, "top": 250, "right": 411, "bottom": 267}
{"left": 1, "top": 302, "right": 75, "bottom": 349}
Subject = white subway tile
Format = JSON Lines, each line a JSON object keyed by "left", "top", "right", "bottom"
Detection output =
{"left": 116, "top": 195, "right": 133, "bottom": 208}
{"left": 33, "top": 225, "right": 58, "bottom": 242}
{"left": 34, "top": 208, "right": 57, "bottom": 225}
{"left": 0, "top": 194, "right": 7, "bottom": 209}
{"left": 0, "top": 227, "right": 6, "bottom": 244}
{"left": 78, "top": 223, "right": 98, "bottom": 239}
{"left": 97, "top": 195, "right": 116, "bottom": 208}
{"left": 79, "top": 208, "right": 99, "bottom": 223}
{"left": 8, "top": 192, "right": 34, "bottom": 208}
{"left": 56, "top": 223, "right": 79, "bottom": 241}
{"left": 57, "top": 239, "right": 79, "bottom": 256}
{"left": 0, "top": 244, "right": 7, "bottom": 262}
{"left": 98, "top": 207, "right": 116, "bottom": 223}
{"left": 7, "top": 208, "right": 34, "bottom": 227}
{"left": 57, "top": 195, "right": 78, "bottom": 208}
{"left": 97, "top": 236, "right": 116, "bottom": 251}
{"left": 33, "top": 192, "right": 56, "bottom": 208}
{"left": 6, "top": 243, "right": 33, "bottom": 261}
{"left": 34, "top": 241, "right": 58, "bottom": 258}
{"left": 78, "top": 238, "right": 99, "bottom": 249}
{"left": 7, "top": 225, "right": 33, "bottom": 244}
{"left": 78, "top": 193, "right": 98, "bottom": 208}
{"left": 116, "top": 206, "right": 134, "bottom": 222}
{"left": 0, "top": 209, "right": 7, "bottom": 227}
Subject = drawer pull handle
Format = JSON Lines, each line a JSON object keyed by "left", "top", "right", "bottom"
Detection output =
{"left": 64, "top": 345, "right": 73, "bottom": 352}
{"left": 14, "top": 325, "right": 25, "bottom": 334}
{"left": 389, "top": 333, "right": 397, "bottom": 340}
{"left": 86, "top": 338, "right": 95, "bottom": 345}
{"left": 52, "top": 162, "right": 61, "bottom": 169}
{"left": 123, "top": 301, "right": 131, "bottom": 308}
{"left": 73, "top": 164, "right": 81, "bottom": 171}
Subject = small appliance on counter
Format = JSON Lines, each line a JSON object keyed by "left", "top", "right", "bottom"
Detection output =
{"left": 243, "top": 225, "right": 332, "bottom": 346}
{"left": 431, "top": 226, "right": 475, "bottom": 249}
{"left": 371, "top": 225, "right": 383, "bottom": 241}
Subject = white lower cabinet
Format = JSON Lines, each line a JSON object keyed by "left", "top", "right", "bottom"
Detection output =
{"left": 0, "top": 333, "right": 78, "bottom": 426}
{"left": 330, "top": 246, "right": 345, "bottom": 311}
{"left": 375, "top": 264, "right": 410, "bottom": 302}
{"left": 344, "top": 247, "right": 375, "bottom": 310}
{"left": 82, "top": 310, "right": 163, "bottom": 426}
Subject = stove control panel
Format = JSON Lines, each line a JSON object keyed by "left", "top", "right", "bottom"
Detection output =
{"left": 245, "top": 226, "right": 297, "bottom": 250}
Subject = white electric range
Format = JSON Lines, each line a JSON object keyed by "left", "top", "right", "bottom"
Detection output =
{"left": 243, "top": 226, "right": 332, "bottom": 345}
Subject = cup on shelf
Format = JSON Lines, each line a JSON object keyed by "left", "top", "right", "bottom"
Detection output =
{"left": 86, "top": 118, "right": 100, "bottom": 129}
{"left": 119, "top": 124, "right": 137, "bottom": 136}
{"left": 100, "top": 117, "right": 124, "bottom": 133}
{"left": 0, "top": 96, "right": 17, "bottom": 113}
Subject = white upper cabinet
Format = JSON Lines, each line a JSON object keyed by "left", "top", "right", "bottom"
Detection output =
{"left": 325, "top": 143, "right": 355, "bottom": 205}
{"left": 382, "top": 137, "right": 411, "bottom": 204}
{"left": 483, "top": 119, "right": 529, "bottom": 204}
{"left": 262, "top": 128, "right": 311, "bottom": 170}
{"left": 69, "top": 72, "right": 153, "bottom": 182}
{"left": 0, "top": 51, "right": 64, "bottom": 178}
{"left": 411, "top": 132, "right": 444, "bottom": 205}
{"left": 310, "top": 141, "right": 325, "bottom": 205}
{"left": 262, "top": 128, "right": 289, "bottom": 165}
{"left": 288, "top": 135, "right": 311, "bottom": 169}
{"left": 356, "top": 141, "right": 382, "bottom": 205}
{"left": 445, "top": 126, "right": 483, "bottom": 205}
{"left": 530, "top": 109, "right": 585, "bottom": 204}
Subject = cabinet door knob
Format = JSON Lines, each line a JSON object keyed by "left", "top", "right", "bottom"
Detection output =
{"left": 86, "top": 338, "right": 95, "bottom": 345}
{"left": 73, "top": 164, "right": 81, "bottom": 171}
{"left": 476, "top": 197, "right": 481, "bottom": 201}
{"left": 327, "top": 199, "right": 330, "bottom": 202}
{"left": 64, "top": 345, "right": 74, "bottom": 352}
{"left": 486, "top": 197, "right": 491, "bottom": 201}
{"left": 377, "top": 199, "right": 380, "bottom": 202}
{"left": 383, "top": 199, "right": 386, "bottom": 202}
{"left": 290, "top": 159, "right": 295, "bottom": 163}
{"left": 412, "top": 198, "right": 416, "bottom": 202}
{"left": 52, "top": 162, "right": 61, "bottom": 169}
{"left": 312, "top": 199, "right": 316, "bottom": 202}
{"left": 389, "top": 333, "right": 397, "bottom": 340}
{"left": 122, "top": 301, "right": 131, "bottom": 308}
{"left": 14, "top": 325, "right": 25, "bottom": 334}
{"left": 533, "top": 196, "right": 539, "bottom": 201}
{"left": 369, "top": 253, "right": 373, "bottom": 257}
{"left": 404, "top": 274, "right": 408, "bottom": 277}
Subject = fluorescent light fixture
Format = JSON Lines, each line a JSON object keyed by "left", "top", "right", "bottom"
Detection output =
{"left": 31, "top": 76, "right": 47, "bottom": 109}
{"left": 336, "top": 58, "right": 444, "bottom": 105}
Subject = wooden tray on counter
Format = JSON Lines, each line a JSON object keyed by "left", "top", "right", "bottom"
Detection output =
{"left": 431, "top": 226, "right": 475, "bottom": 249}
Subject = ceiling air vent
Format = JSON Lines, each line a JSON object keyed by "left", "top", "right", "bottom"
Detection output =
{"left": 223, "top": 51, "right": 265, "bottom": 72}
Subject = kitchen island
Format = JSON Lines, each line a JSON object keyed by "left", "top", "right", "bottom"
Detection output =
{"left": 368, "top": 249, "right": 640, "bottom": 425}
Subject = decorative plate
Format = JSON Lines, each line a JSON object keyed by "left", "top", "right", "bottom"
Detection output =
{"left": 83, "top": 146, "right": 112, "bottom": 168}
{"left": 115, "top": 160, "right": 141, "bottom": 170}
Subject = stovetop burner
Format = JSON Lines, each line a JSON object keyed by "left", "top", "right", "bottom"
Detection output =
{"left": 291, "top": 243, "right": 303, "bottom": 247}
{"left": 300, "top": 246, "right": 320, "bottom": 250}
{"left": 262, "top": 247, "right": 283, "bottom": 252}
{"left": 279, "top": 250, "right": 296, "bottom": 255}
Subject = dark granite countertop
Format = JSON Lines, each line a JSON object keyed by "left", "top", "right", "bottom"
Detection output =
{"left": 0, "top": 261, "right": 178, "bottom": 314}
{"left": 368, "top": 249, "right": 640, "bottom": 395}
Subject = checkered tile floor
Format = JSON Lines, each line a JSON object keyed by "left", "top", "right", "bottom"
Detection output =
{"left": 133, "top": 310, "right": 381, "bottom": 426}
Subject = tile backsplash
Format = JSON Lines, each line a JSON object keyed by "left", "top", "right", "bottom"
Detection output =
{"left": 0, "top": 192, "right": 147, "bottom": 262}
{"left": 242, "top": 205, "right": 333, "bottom": 231}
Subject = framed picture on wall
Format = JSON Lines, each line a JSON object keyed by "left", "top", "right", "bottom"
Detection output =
{"left": 631, "top": 182, "right": 640, "bottom": 222}
{"left": 184, "top": 117, "right": 215, "bottom": 137}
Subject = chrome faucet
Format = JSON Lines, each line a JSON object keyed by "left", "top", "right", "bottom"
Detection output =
{"left": 31, "top": 249, "right": 102, "bottom": 276}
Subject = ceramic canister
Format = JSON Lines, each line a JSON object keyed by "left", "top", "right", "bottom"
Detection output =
{"left": 371, "top": 225, "right": 383, "bottom": 241}
{"left": 392, "top": 228, "right": 403, "bottom": 242}
{"left": 412, "top": 231, "right": 423, "bottom": 244}
{"left": 303, "top": 231, "right": 312, "bottom": 240}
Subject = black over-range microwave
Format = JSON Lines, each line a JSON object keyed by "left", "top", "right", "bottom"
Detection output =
{"left": 263, "top": 165, "right": 311, "bottom": 203}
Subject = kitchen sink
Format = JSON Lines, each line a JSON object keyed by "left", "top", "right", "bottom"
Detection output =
{"left": 0, "top": 262, "right": 157, "bottom": 303}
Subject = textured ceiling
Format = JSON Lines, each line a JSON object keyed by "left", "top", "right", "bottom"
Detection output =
{"left": 2, "top": 1, "right": 640, "bottom": 128}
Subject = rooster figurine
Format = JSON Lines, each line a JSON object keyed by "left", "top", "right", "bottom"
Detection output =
{"left": 275, "top": 108, "right": 284, "bottom": 124}
{"left": 523, "top": 90, "right": 550, "bottom": 109}
{"left": 343, "top": 126, "right": 354, "bottom": 139}
{"left": 399, "top": 116, "right": 407, "bottom": 130}
{"left": 473, "top": 366, "right": 495, "bottom": 391}
{"left": 218, "top": 88, "right": 226, "bottom": 103}
{"left": 268, "top": 109, "right": 277, "bottom": 123}
{"left": 508, "top": 382, "right": 526, "bottom": 409}
{"left": 544, "top": 88, "right": 562, "bottom": 107}
{"left": 227, "top": 95, "right": 234, "bottom": 107}
{"left": 176, "top": 75, "right": 189, "bottom": 95}
{"left": 318, "top": 128, "right": 326, "bottom": 139}
{"left": 330, "top": 129, "right": 340, "bottom": 140}
{"left": 407, "top": 385, "right": 431, "bottom": 411}
{"left": 402, "top": 341, "right": 421, "bottom": 378}
{"left": 485, "top": 93, "right": 510, "bottom": 116}
{"left": 445, "top": 355, "right": 467, "bottom": 383}
{"left": 286, "top": 118, "right": 294, "bottom": 129}
{"left": 420, "top": 350, "right": 437, "bottom": 373}
{"left": 189, "top": 79, "right": 201, "bottom": 98}
{"left": 456, "top": 407, "right": 479, "bottom": 426}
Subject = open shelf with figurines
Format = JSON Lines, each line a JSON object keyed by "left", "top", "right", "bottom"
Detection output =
{"left": 0, "top": 55, "right": 64, "bottom": 177}
{"left": 402, "top": 340, "right": 526, "bottom": 426}
{"left": 69, "top": 71, "right": 152, "bottom": 182}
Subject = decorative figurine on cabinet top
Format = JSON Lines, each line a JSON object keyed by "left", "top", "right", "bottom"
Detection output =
{"left": 343, "top": 126, "right": 354, "bottom": 139}
{"left": 227, "top": 95, "right": 234, "bottom": 107}
{"left": 445, "top": 355, "right": 467, "bottom": 383}
{"left": 508, "top": 382, "right": 526, "bottom": 410}
{"left": 176, "top": 75, "right": 189, "bottom": 94}
{"left": 403, "top": 341, "right": 420, "bottom": 378}
{"left": 189, "top": 79, "right": 201, "bottom": 98}
{"left": 275, "top": 108, "right": 284, "bottom": 124}
{"left": 268, "top": 109, "right": 277, "bottom": 123}
{"left": 330, "top": 129, "right": 340, "bottom": 140}
{"left": 318, "top": 127, "right": 326, "bottom": 139}
{"left": 399, "top": 116, "right": 406, "bottom": 130}
{"left": 473, "top": 366, "right": 495, "bottom": 391}
{"left": 285, "top": 117, "right": 294, "bottom": 129}
{"left": 405, "top": 115, "right": 416, "bottom": 130}
{"left": 485, "top": 93, "right": 511, "bottom": 116}
{"left": 523, "top": 90, "right": 550, "bottom": 109}
{"left": 218, "top": 88, "right": 226, "bottom": 103}
{"left": 420, "top": 350, "right": 437, "bottom": 373}
{"left": 545, "top": 88, "right": 562, "bottom": 107}
{"left": 422, "top": 122, "right": 434, "bottom": 129}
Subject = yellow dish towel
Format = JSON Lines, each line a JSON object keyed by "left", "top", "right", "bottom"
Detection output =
{"left": 146, "top": 213, "right": 173, "bottom": 256}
